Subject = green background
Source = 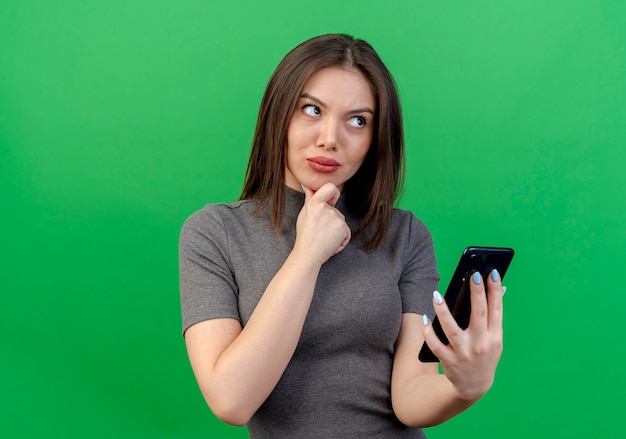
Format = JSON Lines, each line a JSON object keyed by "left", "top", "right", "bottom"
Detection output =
{"left": 1, "top": 1, "right": 624, "bottom": 437}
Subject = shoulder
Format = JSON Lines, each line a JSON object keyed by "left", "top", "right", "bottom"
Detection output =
{"left": 386, "top": 208, "right": 437, "bottom": 270}
{"left": 182, "top": 200, "right": 255, "bottom": 230}
{"left": 389, "top": 207, "right": 433, "bottom": 242}
{"left": 180, "top": 200, "right": 261, "bottom": 247}
{"left": 186, "top": 199, "right": 254, "bottom": 220}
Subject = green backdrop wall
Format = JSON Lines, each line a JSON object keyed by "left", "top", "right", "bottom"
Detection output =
{"left": 1, "top": 1, "right": 624, "bottom": 437}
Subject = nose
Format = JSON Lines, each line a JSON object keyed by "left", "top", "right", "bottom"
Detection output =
{"left": 316, "top": 117, "right": 338, "bottom": 151}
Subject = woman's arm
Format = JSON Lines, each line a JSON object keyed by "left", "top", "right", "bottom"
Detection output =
{"left": 184, "top": 183, "right": 350, "bottom": 426}
{"left": 391, "top": 270, "right": 504, "bottom": 427}
{"left": 185, "top": 251, "right": 321, "bottom": 426}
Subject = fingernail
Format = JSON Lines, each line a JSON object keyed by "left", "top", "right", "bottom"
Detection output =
{"left": 433, "top": 290, "right": 443, "bottom": 305}
{"left": 422, "top": 314, "right": 429, "bottom": 326}
{"left": 300, "top": 183, "right": 306, "bottom": 193}
{"left": 472, "top": 272, "right": 481, "bottom": 285}
{"left": 501, "top": 286, "right": 507, "bottom": 297}
{"left": 490, "top": 269, "right": 500, "bottom": 282}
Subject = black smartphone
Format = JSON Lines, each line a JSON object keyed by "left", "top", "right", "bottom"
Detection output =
{"left": 418, "top": 246, "right": 515, "bottom": 362}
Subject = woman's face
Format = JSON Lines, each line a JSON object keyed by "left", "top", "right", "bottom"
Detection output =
{"left": 285, "top": 66, "right": 376, "bottom": 193}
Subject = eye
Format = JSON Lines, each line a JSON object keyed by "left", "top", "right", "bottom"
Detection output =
{"left": 348, "top": 115, "right": 367, "bottom": 128}
{"left": 302, "top": 104, "right": 321, "bottom": 117}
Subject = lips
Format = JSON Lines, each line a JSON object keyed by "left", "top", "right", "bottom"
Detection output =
{"left": 307, "top": 156, "right": 340, "bottom": 173}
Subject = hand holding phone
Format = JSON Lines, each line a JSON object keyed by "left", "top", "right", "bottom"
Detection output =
{"left": 418, "top": 246, "right": 514, "bottom": 362}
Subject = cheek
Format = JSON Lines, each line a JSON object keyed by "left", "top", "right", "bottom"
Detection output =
{"left": 354, "top": 144, "right": 373, "bottom": 172}
{"left": 344, "top": 147, "right": 371, "bottom": 178}
{"left": 355, "top": 137, "right": 373, "bottom": 163}
{"left": 286, "top": 123, "right": 309, "bottom": 150}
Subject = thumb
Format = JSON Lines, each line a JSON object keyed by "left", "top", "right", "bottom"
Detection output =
{"left": 301, "top": 183, "right": 314, "bottom": 202}
{"left": 314, "top": 182, "right": 341, "bottom": 207}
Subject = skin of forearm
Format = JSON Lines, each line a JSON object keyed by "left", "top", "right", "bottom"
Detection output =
{"left": 390, "top": 313, "right": 482, "bottom": 428}
{"left": 392, "top": 373, "right": 478, "bottom": 428}
{"left": 205, "top": 247, "right": 322, "bottom": 424}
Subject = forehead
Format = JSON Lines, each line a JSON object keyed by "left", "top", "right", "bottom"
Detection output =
{"left": 300, "top": 67, "right": 376, "bottom": 108}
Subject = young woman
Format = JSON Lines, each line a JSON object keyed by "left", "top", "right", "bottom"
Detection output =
{"left": 179, "top": 33, "right": 504, "bottom": 438}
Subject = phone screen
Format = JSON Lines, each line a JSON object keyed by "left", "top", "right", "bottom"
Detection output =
{"left": 418, "top": 246, "right": 514, "bottom": 362}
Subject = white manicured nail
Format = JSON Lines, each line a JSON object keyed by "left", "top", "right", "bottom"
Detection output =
{"left": 433, "top": 290, "right": 443, "bottom": 305}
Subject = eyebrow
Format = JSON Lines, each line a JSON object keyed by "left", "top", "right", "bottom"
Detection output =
{"left": 300, "top": 93, "right": 375, "bottom": 115}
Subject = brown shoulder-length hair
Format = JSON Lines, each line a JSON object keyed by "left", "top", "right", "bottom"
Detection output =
{"left": 240, "top": 33, "right": 405, "bottom": 249}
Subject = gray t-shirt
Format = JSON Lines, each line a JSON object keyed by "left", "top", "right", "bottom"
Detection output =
{"left": 179, "top": 188, "right": 440, "bottom": 438}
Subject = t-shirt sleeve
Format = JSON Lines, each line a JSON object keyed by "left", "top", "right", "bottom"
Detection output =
{"left": 179, "top": 206, "right": 240, "bottom": 336}
{"left": 398, "top": 212, "right": 440, "bottom": 318}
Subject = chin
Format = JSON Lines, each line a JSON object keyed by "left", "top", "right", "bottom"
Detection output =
{"left": 312, "top": 181, "right": 346, "bottom": 193}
